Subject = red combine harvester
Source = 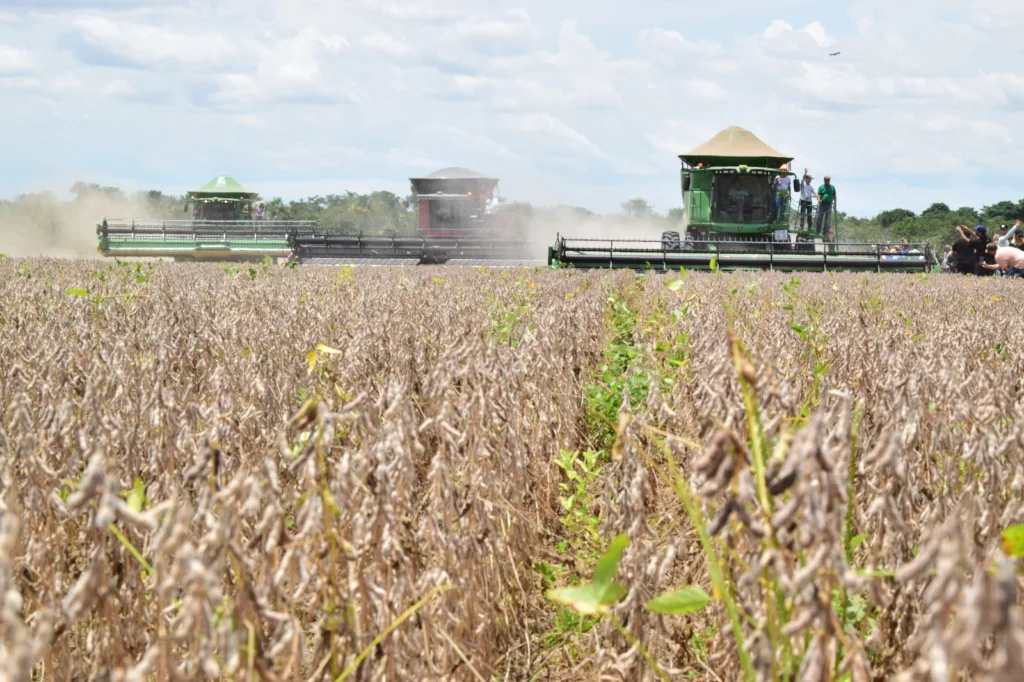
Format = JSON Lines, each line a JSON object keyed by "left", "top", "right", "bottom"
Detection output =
{"left": 289, "top": 166, "right": 539, "bottom": 265}
{"left": 411, "top": 167, "right": 529, "bottom": 238}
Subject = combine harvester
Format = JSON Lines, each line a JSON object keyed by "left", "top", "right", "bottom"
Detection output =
{"left": 287, "top": 167, "right": 541, "bottom": 266}
{"left": 547, "top": 127, "right": 935, "bottom": 273}
{"left": 96, "top": 175, "right": 316, "bottom": 261}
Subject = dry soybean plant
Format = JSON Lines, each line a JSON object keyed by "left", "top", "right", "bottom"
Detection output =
{"left": 1, "top": 258, "right": 1023, "bottom": 681}
{"left": 558, "top": 270, "right": 1024, "bottom": 681}
{"left": 0, "top": 258, "right": 617, "bottom": 680}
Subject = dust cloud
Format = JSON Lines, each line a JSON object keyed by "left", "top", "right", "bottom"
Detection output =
{"left": 521, "top": 205, "right": 686, "bottom": 260}
{"left": 0, "top": 193, "right": 172, "bottom": 259}
{"left": 0, "top": 185, "right": 686, "bottom": 263}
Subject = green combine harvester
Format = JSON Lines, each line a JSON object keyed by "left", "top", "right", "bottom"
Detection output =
{"left": 548, "top": 126, "right": 934, "bottom": 272}
{"left": 96, "top": 175, "right": 316, "bottom": 261}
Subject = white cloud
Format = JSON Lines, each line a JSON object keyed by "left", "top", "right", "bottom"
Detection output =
{"left": 507, "top": 113, "right": 605, "bottom": 157}
{"left": 761, "top": 19, "right": 834, "bottom": 56}
{"left": 208, "top": 27, "right": 350, "bottom": 107}
{"left": 435, "top": 124, "right": 521, "bottom": 161}
{"left": 684, "top": 78, "right": 727, "bottom": 101}
{"left": 639, "top": 28, "right": 718, "bottom": 56}
{"left": 0, "top": 1, "right": 1022, "bottom": 218}
{"left": 0, "top": 44, "right": 29, "bottom": 74}
{"left": 71, "top": 15, "right": 237, "bottom": 68}
{"left": 454, "top": 8, "right": 538, "bottom": 43}
{"left": 360, "top": 32, "right": 410, "bottom": 57}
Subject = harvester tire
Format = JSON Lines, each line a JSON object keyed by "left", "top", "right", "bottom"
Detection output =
{"left": 662, "top": 231, "right": 681, "bottom": 252}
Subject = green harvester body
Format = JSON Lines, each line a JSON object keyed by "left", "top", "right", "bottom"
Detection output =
{"left": 548, "top": 126, "right": 935, "bottom": 273}
{"left": 96, "top": 175, "right": 314, "bottom": 261}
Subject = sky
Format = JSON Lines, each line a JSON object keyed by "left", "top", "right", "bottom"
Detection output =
{"left": 1, "top": 0, "right": 1022, "bottom": 218}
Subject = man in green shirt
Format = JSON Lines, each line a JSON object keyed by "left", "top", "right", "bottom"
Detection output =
{"left": 815, "top": 175, "right": 836, "bottom": 236}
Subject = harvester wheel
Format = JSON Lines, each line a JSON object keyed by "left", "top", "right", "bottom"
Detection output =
{"left": 683, "top": 231, "right": 699, "bottom": 251}
{"left": 661, "top": 231, "right": 681, "bottom": 252}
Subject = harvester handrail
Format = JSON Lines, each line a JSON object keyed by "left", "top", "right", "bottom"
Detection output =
{"left": 101, "top": 218, "right": 318, "bottom": 228}
{"left": 97, "top": 219, "right": 319, "bottom": 239}
{"left": 557, "top": 236, "right": 931, "bottom": 247}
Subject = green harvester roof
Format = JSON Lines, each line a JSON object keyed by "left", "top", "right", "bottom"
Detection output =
{"left": 190, "top": 175, "right": 258, "bottom": 198}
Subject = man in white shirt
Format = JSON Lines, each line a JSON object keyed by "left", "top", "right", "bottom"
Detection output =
{"left": 798, "top": 169, "right": 817, "bottom": 232}
{"left": 997, "top": 220, "right": 1020, "bottom": 248}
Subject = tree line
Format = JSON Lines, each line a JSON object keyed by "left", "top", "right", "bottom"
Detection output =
{"left": 3, "top": 182, "right": 1020, "bottom": 249}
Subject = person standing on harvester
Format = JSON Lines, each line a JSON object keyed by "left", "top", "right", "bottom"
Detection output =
{"left": 773, "top": 172, "right": 791, "bottom": 222}
{"left": 799, "top": 169, "right": 817, "bottom": 232}
{"left": 816, "top": 175, "right": 836, "bottom": 236}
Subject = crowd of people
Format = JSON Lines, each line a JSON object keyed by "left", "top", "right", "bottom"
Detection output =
{"left": 940, "top": 221, "right": 1024, "bottom": 278}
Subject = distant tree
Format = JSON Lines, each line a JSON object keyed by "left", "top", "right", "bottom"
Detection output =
{"left": 557, "top": 205, "right": 595, "bottom": 217}
{"left": 621, "top": 197, "right": 654, "bottom": 219}
{"left": 71, "top": 181, "right": 123, "bottom": 200}
{"left": 666, "top": 207, "right": 685, "bottom": 223}
{"left": 953, "top": 206, "right": 980, "bottom": 225}
{"left": 876, "top": 208, "right": 916, "bottom": 228}
{"left": 981, "top": 200, "right": 1022, "bottom": 222}
{"left": 920, "top": 202, "right": 950, "bottom": 217}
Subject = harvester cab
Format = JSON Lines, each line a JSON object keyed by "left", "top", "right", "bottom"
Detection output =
{"left": 549, "top": 126, "right": 934, "bottom": 272}
{"left": 183, "top": 175, "right": 267, "bottom": 221}
{"left": 408, "top": 167, "right": 531, "bottom": 237}
{"left": 675, "top": 126, "right": 802, "bottom": 248}
{"left": 96, "top": 175, "right": 315, "bottom": 262}
{"left": 182, "top": 174, "right": 268, "bottom": 219}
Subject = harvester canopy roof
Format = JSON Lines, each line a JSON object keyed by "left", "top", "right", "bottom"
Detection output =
{"left": 412, "top": 167, "right": 497, "bottom": 181}
{"left": 410, "top": 167, "right": 499, "bottom": 197}
{"left": 679, "top": 126, "right": 794, "bottom": 170}
{"left": 190, "top": 175, "right": 258, "bottom": 198}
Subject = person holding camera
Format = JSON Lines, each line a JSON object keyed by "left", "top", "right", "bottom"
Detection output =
{"left": 978, "top": 242, "right": 1024, "bottom": 277}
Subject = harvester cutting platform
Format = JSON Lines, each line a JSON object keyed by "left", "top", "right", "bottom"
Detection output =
{"left": 96, "top": 175, "right": 315, "bottom": 261}
{"left": 547, "top": 127, "right": 934, "bottom": 273}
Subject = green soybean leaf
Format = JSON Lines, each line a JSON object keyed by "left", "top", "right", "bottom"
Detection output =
{"left": 547, "top": 581, "right": 627, "bottom": 616}
{"left": 126, "top": 478, "right": 147, "bottom": 513}
{"left": 593, "top": 533, "right": 630, "bottom": 587}
{"left": 1001, "top": 524, "right": 1024, "bottom": 557}
{"left": 646, "top": 586, "right": 710, "bottom": 615}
